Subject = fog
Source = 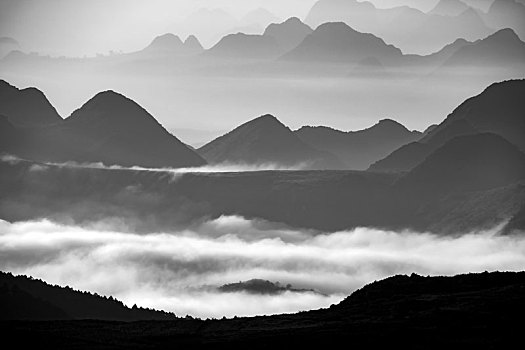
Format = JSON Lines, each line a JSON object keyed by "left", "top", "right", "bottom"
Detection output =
{"left": 1, "top": 217, "right": 524, "bottom": 319}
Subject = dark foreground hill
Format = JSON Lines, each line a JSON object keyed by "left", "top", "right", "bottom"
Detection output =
{"left": 0, "top": 271, "right": 176, "bottom": 321}
{"left": 2, "top": 271, "right": 524, "bottom": 348}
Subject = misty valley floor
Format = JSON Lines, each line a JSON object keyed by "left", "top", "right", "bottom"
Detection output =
{"left": 3, "top": 272, "right": 524, "bottom": 349}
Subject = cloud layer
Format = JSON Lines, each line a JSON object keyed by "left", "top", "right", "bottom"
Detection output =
{"left": 0, "top": 217, "right": 524, "bottom": 319}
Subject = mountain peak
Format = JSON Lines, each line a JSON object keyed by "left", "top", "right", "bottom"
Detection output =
{"left": 376, "top": 118, "right": 406, "bottom": 129}
{"left": 240, "top": 114, "right": 288, "bottom": 131}
{"left": 198, "top": 114, "right": 342, "bottom": 169}
{"left": 430, "top": 0, "right": 470, "bottom": 16}
{"left": 66, "top": 90, "right": 155, "bottom": 128}
{"left": 0, "top": 79, "right": 62, "bottom": 126}
{"left": 282, "top": 21, "right": 402, "bottom": 63}
{"left": 263, "top": 17, "right": 313, "bottom": 51}
{"left": 184, "top": 35, "right": 203, "bottom": 51}
{"left": 486, "top": 27, "right": 521, "bottom": 41}
{"left": 146, "top": 33, "right": 184, "bottom": 51}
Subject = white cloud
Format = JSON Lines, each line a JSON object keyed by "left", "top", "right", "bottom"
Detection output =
{"left": 0, "top": 218, "right": 523, "bottom": 319}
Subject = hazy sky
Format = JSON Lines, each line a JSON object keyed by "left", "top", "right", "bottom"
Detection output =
{"left": 0, "top": 0, "right": 499, "bottom": 56}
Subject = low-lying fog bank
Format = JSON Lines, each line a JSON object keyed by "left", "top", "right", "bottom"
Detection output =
{"left": 1, "top": 217, "right": 523, "bottom": 319}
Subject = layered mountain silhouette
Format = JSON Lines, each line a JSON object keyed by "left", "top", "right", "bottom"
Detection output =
{"left": 483, "top": 0, "right": 525, "bottom": 40}
{"left": 206, "top": 33, "right": 281, "bottom": 59}
{"left": 0, "top": 36, "right": 19, "bottom": 58}
{"left": 4, "top": 271, "right": 525, "bottom": 347}
{"left": 304, "top": 0, "right": 491, "bottom": 54}
{"left": 281, "top": 22, "right": 403, "bottom": 64}
{"left": 0, "top": 271, "right": 176, "bottom": 321}
{"left": 429, "top": 0, "right": 471, "bottom": 16}
{"left": 397, "top": 133, "right": 525, "bottom": 195}
{"left": 0, "top": 81, "right": 206, "bottom": 168}
{"left": 370, "top": 79, "right": 525, "bottom": 172}
{"left": 198, "top": 115, "right": 343, "bottom": 169}
{"left": 0, "top": 80, "right": 62, "bottom": 126}
{"left": 141, "top": 33, "right": 204, "bottom": 56}
{"left": 295, "top": 119, "right": 422, "bottom": 170}
{"left": 444, "top": 28, "right": 525, "bottom": 67}
{"left": 263, "top": 17, "right": 313, "bottom": 52}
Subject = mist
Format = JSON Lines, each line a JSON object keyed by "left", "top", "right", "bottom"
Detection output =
{"left": 1, "top": 217, "right": 523, "bottom": 319}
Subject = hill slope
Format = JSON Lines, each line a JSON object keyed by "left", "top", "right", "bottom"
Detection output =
{"left": 198, "top": 114, "right": 343, "bottom": 169}
{"left": 0, "top": 80, "right": 62, "bottom": 126}
{"left": 370, "top": 79, "right": 525, "bottom": 172}
{"left": 3, "top": 271, "right": 525, "bottom": 348}
{"left": 281, "top": 22, "right": 403, "bottom": 64}
{"left": 0, "top": 271, "right": 177, "bottom": 321}
{"left": 296, "top": 119, "right": 421, "bottom": 170}
{"left": 0, "top": 81, "right": 206, "bottom": 168}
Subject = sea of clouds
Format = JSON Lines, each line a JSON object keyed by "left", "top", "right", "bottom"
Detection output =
{"left": 1, "top": 216, "right": 524, "bottom": 319}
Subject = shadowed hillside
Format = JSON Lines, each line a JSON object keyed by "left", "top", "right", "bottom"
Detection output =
{"left": 198, "top": 114, "right": 343, "bottom": 169}
{"left": 0, "top": 83, "right": 206, "bottom": 168}
{"left": 2, "top": 271, "right": 524, "bottom": 348}
{"left": 370, "top": 79, "right": 525, "bottom": 173}
{"left": 0, "top": 271, "right": 177, "bottom": 321}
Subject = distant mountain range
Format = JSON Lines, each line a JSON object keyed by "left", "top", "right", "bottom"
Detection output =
{"left": 304, "top": 0, "right": 492, "bottom": 54}
{"left": 370, "top": 79, "right": 525, "bottom": 173}
{"left": 198, "top": 114, "right": 343, "bottom": 169}
{"left": 0, "top": 36, "right": 19, "bottom": 58}
{"left": 281, "top": 22, "right": 403, "bottom": 64}
{"left": 295, "top": 119, "right": 422, "bottom": 170}
{"left": 0, "top": 271, "right": 176, "bottom": 321}
{"left": 263, "top": 17, "right": 313, "bottom": 52}
{"left": 141, "top": 33, "right": 204, "bottom": 56}
{"left": 429, "top": 0, "right": 471, "bottom": 16}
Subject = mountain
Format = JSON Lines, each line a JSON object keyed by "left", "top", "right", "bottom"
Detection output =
{"left": 295, "top": 119, "right": 422, "bottom": 170}
{"left": 143, "top": 33, "right": 184, "bottom": 53}
{"left": 176, "top": 8, "right": 239, "bottom": 48}
{"left": 240, "top": 8, "right": 281, "bottom": 28}
{"left": 443, "top": 28, "right": 525, "bottom": 67}
{"left": 429, "top": 0, "right": 470, "bottom": 16}
{"left": 50, "top": 90, "right": 206, "bottom": 167}
{"left": 206, "top": 33, "right": 281, "bottom": 59}
{"left": 263, "top": 17, "right": 313, "bottom": 52}
{"left": 281, "top": 22, "right": 403, "bottom": 64}
{"left": 0, "top": 80, "right": 62, "bottom": 127}
{"left": 370, "top": 79, "right": 525, "bottom": 172}
{"left": 0, "top": 81, "right": 206, "bottom": 168}
{"left": 0, "top": 36, "right": 19, "bottom": 58}
{"left": 484, "top": 0, "right": 525, "bottom": 40}
{"left": 0, "top": 271, "right": 177, "bottom": 321}
{"left": 184, "top": 35, "right": 204, "bottom": 53}
{"left": 198, "top": 114, "right": 342, "bottom": 169}
{"left": 397, "top": 133, "right": 525, "bottom": 195}
{"left": 3, "top": 271, "right": 525, "bottom": 347}
{"left": 140, "top": 33, "right": 203, "bottom": 56}
{"left": 304, "top": 0, "right": 491, "bottom": 54}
